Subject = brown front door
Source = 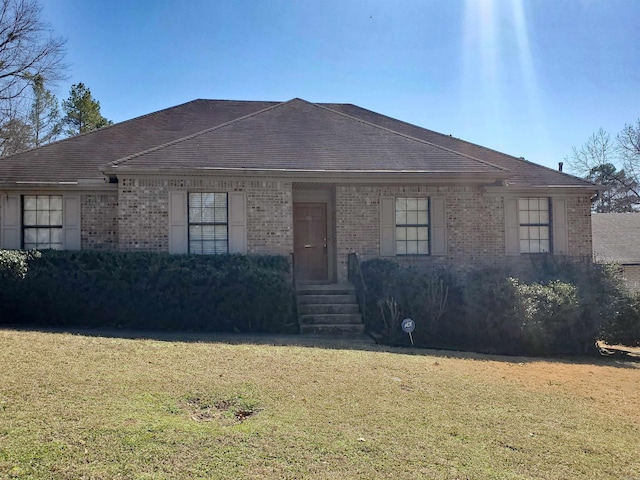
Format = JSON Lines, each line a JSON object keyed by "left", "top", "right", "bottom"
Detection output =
{"left": 293, "top": 203, "right": 328, "bottom": 282}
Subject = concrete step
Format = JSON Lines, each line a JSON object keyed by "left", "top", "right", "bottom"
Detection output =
{"left": 296, "top": 284, "right": 355, "bottom": 296}
{"left": 297, "top": 303, "right": 361, "bottom": 315}
{"left": 300, "top": 323, "right": 366, "bottom": 335}
{"left": 299, "top": 313, "right": 363, "bottom": 325}
{"left": 297, "top": 294, "right": 357, "bottom": 305}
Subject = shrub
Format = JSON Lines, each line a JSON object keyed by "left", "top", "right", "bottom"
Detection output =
{"left": 0, "top": 250, "right": 294, "bottom": 333}
{"left": 600, "top": 292, "right": 640, "bottom": 347}
{"left": 362, "top": 256, "right": 629, "bottom": 356}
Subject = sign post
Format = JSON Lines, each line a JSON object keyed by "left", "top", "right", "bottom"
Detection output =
{"left": 401, "top": 318, "right": 415, "bottom": 346}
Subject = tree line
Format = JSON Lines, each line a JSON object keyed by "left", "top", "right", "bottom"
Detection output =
{"left": 566, "top": 122, "right": 640, "bottom": 212}
{"left": 0, "top": 0, "right": 110, "bottom": 157}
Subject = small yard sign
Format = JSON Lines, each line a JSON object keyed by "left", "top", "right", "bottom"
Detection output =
{"left": 401, "top": 318, "right": 415, "bottom": 346}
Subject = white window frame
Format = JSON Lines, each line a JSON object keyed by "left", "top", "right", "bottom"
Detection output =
{"left": 187, "top": 192, "right": 229, "bottom": 255}
{"left": 395, "top": 197, "right": 430, "bottom": 255}
{"left": 518, "top": 197, "right": 551, "bottom": 254}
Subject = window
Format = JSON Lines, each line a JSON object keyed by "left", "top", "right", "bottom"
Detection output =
{"left": 395, "top": 197, "right": 429, "bottom": 255}
{"left": 188, "top": 193, "right": 228, "bottom": 254}
{"left": 519, "top": 197, "right": 551, "bottom": 253}
{"left": 22, "top": 195, "right": 63, "bottom": 250}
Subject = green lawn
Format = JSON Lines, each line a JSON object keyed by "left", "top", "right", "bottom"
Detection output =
{"left": 0, "top": 329, "right": 638, "bottom": 479}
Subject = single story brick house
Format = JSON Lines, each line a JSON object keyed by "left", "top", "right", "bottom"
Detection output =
{"left": 0, "top": 98, "right": 596, "bottom": 284}
{"left": 592, "top": 213, "right": 640, "bottom": 291}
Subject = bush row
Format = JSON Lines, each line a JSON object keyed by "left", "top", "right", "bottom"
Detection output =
{"left": 0, "top": 250, "right": 295, "bottom": 333}
{"left": 361, "top": 257, "right": 640, "bottom": 355}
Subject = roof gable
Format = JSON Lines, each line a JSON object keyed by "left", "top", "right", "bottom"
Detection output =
{"left": 108, "top": 98, "right": 509, "bottom": 178}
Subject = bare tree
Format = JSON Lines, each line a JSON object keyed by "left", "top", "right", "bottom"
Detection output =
{"left": 29, "top": 74, "right": 61, "bottom": 146}
{"left": 566, "top": 123, "right": 640, "bottom": 212}
{"left": 0, "top": 0, "right": 65, "bottom": 121}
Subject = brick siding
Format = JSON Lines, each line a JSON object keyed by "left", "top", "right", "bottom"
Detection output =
{"left": 81, "top": 194, "right": 119, "bottom": 250}
{"left": 117, "top": 176, "right": 293, "bottom": 254}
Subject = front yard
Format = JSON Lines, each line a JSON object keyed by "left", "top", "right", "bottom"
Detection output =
{"left": 0, "top": 329, "right": 638, "bottom": 479}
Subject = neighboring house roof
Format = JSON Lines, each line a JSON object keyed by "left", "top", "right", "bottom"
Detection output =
{"left": 0, "top": 97, "right": 595, "bottom": 189}
{"left": 592, "top": 213, "right": 640, "bottom": 264}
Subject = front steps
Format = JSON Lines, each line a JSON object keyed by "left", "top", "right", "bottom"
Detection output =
{"left": 296, "top": 283, "right": 365, "bottom": 335}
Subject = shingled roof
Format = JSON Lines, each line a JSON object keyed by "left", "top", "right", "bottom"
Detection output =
{"left": 0, "top": 97, "right": 595, "bottom": 189}
{"left": 592, "top": 213, "right": 640, "bottom": 264}
{"left": 107, "top": 99, "right": 509, "bottom": 178}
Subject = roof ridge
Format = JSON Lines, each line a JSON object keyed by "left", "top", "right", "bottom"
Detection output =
{"left": 314, "top": 102, "right": 510, "bottom": 173}
{"left": 108, "top": 99, "right": 298, "bottom": 168}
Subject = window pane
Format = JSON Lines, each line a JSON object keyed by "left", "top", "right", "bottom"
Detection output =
{"left": 23, "top": 211, "right": 36, "bottom": 226}
{"left": 24, "top": 228, "right": 37, "bottom": 243}
{"left": 51, "top": 229, "right": 64, "bottom": 244}
{"left": 417, "top": 227, "right": 428, "bottom": 240}
{"left": 529, "top": 211, "right": 540, "bottom": 224}
{"left": 189, "top": 225, "right": 202, "bottom": 239}
{"left": 540, "top": 226, "right": 549, "bottom": 240}
{"left": 189, "top": 193, "right": 202, "bottom": 208}
{"left": 37, "top": 229, "right": 50, "bottom": 244}
{"left": 189, "top": 207, "right": 202, "bottom": 222}
{"left": 396, "top": 227, "right": 406, "bottom": 240}
{"left": 215, "top": 240, "right": 228, "bottom": 253}
{"left": 214, "top": 206, "right": 227, "bottom": 223}
{"left": 50, "top": 211, "right": 62, "bottom": 226}
{"left": 36, "top": 196, "right": 50, "bottom": 210}
{"left": 36, "top": 211, "right": 50, "bottom": 225}
{"left": 50, "top": 196, "right": 63, "bottom": 211}
{"left": 396, "top": 198, "right": 407, "bottom": 211}
{"left": 540, "top": 240, "right": 550, "bottom": 253}
{"left": 417, "top": 211, "right": 428, "bottom": 224}
{"left": 520, "top": 239, "right": 530, "bottom": 253}
{"left": 215, "top": 225, "right": 227, "bottom": 240}
{"left": 396, "top": 241, "right": 407, "bottom": 255}
{"left": 519, "top": 210, "right": 529, "bottom": 224}
{"left": 407, "top": 227, "right": 418, "bottom": 240}
{"left": 539, "top": 210, "right": 549, "bottom": 224}
{"left": 24, "top": 196, "right": 36, "bottom": 210}
{"left": 396, "top": 210, "right": 407, "bottom": 224}
{"left": 406, "top": 210, "right": 418, "bottom": 224}
{"left": 417, "top": 240, "right": 429, "bottom": 254}
{"left": 406, "top": 241, "right": 418, "bottom": 254}
{"left": 530, "top": 226, "right": 540, "bottom": 240}
{"left": 417, "top": 198, "right": 428, "bottom": 211}
{"left": 202, "top": 193, "right": 215, "bottom": 208}
{"left": 406, "top": 198, "right": 417, "bottom": 211}
{"left": 202, "top": 207, "right": 215, "bottom": 222}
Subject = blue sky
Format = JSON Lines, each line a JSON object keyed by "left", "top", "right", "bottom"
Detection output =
{"left": 41, "top": 0, "right": 639, "bottom": 171}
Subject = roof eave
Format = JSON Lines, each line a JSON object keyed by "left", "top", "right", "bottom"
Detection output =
{"left": 101, "top": 165, "right": 512, "bottom": 184}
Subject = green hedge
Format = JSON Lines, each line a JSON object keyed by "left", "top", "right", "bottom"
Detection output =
{"left": 361, "top": 257, "right": 630, "bottom": 356}
{"left": 0, "top": 250, "right": 295, "bottom": 333}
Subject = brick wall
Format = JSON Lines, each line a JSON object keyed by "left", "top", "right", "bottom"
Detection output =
{"left": 117, "top": 176, "right": 293, "bottom": 254}
{"left": 81, "top": 194, "right": 118, "bottom": 250}
{"left": 335, "top": 185, "right": 594, "bottom": 282}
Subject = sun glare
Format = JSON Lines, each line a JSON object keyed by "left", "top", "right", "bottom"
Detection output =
{"left": 462, "top": 0, "right": 549, "bottom": 156}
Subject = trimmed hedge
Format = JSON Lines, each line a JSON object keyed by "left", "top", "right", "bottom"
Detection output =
{"left": 362, "top": 257, "right": 631, "bottom": 356}
{"left": 0, "top": 250, "right": 295, "bottom": 333}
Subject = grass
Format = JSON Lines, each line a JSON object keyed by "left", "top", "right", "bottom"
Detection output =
{"left": 0, "top": 329, "right": 638, "bottom": 479}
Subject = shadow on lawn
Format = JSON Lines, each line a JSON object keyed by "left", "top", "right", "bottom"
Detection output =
{"left": 4, "top": 325, "right": 640, "bottom": 369}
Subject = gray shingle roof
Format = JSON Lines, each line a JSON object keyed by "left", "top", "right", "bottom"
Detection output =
{"left": 324, "top": 103, "right": 592, "bottom": 187}
{"left": 592, "top": 213, "right": 640, "bottom": 264}
{"left": 0, "top": 97, "right": 595, "bottom": 189}
{"left": 110, "top": 99, "right": 508, "bottom": 175}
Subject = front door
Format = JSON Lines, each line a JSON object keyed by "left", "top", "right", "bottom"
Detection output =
{"left": 293, "top": 203, "right": 328, "bottom": 282}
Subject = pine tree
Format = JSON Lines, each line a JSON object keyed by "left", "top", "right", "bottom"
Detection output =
{"left": 62, "top": 83, "right": 112, "bottom": 136}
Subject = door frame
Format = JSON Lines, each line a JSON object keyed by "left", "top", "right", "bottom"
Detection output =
{"left": 292, "top": 188, "right": 335, "bottom": 283}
